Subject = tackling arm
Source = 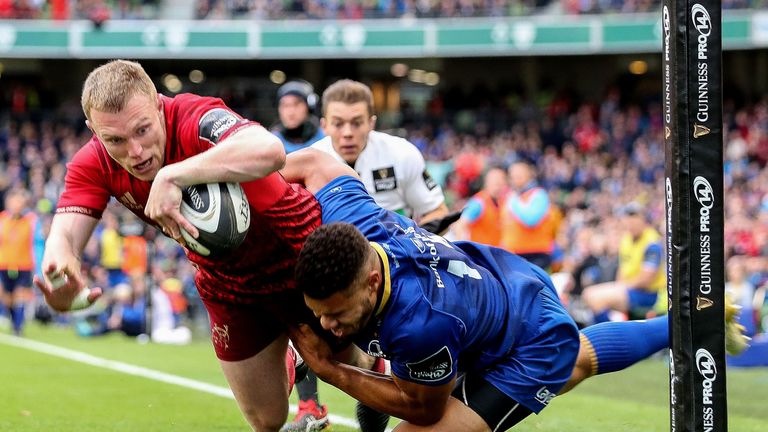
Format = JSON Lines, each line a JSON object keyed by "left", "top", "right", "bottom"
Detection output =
{"left": 281, "top": 148, "right": 359, "bottom": 194}
{"left": 290, "top": 324, "right": 454, "bottom": 426}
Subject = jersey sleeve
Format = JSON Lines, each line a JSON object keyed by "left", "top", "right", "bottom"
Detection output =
{"left": 56, "top": 143, "right": 110, "bottom": 219}
{"left": 385, "top": 299, "right": 464, "bottom": 386}
{"left": 642, "top": 242, "right": 663, "bottom": 270}
{"left": 169, "top": 94, "right": 256, "bottom": 158}
{"left": 400, "top": 142, "right": 445, "bottom": 217}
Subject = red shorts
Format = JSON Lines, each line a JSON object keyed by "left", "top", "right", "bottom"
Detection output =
{"left": 203, "top": 289, "right": 344, "bottom": 362}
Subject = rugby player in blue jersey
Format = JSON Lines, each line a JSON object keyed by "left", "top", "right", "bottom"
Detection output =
{"left": 281, "top": 149, "right": 746, "bottom": 432}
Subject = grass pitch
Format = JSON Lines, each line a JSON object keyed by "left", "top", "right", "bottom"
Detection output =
{"left": 1, "top": 323, "right": 766, "bottom": 431}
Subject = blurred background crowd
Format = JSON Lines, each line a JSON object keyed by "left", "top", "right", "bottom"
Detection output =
{"left": 3, "top": 78, "right": 768, "bottom": 343}
{"left": 0, "top": 0, "right": 767, "bottom": 356}
{"left": 0, "top": 0, "right": 762, "bottom": 21}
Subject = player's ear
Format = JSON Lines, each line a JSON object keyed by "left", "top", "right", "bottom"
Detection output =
{"left": 320, "top": 116, "right": 327, "bottom": 132}
{"left": 367, "top": 270, "right": 381, "bottom": 296}
{"left": 370, "top": 115, "right": 377, "bottom": 129}
{"left": 85, "top": 119, "right": 94, "bottom": 134}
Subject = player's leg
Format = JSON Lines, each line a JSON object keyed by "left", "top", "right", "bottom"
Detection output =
{"left": 328, "top": 343, "right": 392, "bottom": 432}
{"left": 281, "top": 371, "right": 331, "bottom": 432}
{"left": 2, "top": 270, "right": 28, "bottom": 336}
{"left": 559, "top": 315, "right": 669, "bottom": 394}
{"left": 355, "top": 357, "right": 391, "bottom": 432}
{"left": 221, "top": 333, "right": 291, "bottom": 432}
{"left": 204, "top": 296, "right": 298, "bottom": 432}
{"left": 12, "top": 271, "right": 33, "bottom": 336}
{"left": 0, "top": 270, "right": 12, "bottom": 328}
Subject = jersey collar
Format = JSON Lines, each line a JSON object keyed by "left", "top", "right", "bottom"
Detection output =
{"left": 369, "top": 242, "right": 392, "bottom": 317}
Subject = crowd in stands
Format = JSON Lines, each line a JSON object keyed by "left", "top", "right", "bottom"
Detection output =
{"left": 1, "top": 78, "right": 767, "bottom": 345}
{"left": 0, "top": 0, "right": 761, "bottom": 21}
{"left": 0, "top": 0, "right": 159, "bottom": 20}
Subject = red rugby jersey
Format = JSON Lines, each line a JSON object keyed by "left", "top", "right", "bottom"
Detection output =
{"left": 58, "top": 93, "right": 321, "bottom": 303}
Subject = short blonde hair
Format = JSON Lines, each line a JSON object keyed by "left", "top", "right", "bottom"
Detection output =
{"left": 81, "top": 59, "right": 157, "bottom": 120}
{"left": 321, "top": 79, "right": 374, "bottom": 117}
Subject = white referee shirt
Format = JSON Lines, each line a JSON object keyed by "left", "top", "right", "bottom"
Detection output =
{"left": 312, "top": 130, "right": 445, "bottom": 218}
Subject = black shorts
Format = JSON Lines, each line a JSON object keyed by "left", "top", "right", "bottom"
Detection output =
{"left": 452, "top": 373, "right": 534, "bottom": 432}
{"left": 1, "top": 270, "right": 32, "bottom": 293}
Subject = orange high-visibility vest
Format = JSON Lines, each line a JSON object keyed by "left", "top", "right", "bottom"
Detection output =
{"left": 500, "top": 188, "right": 559, "bottom": 255}
{"left": 0, "top": 211, "right": 37, "bottom": 271}
{"left": 467, "top": 191, "right": 502, "bottom": 247}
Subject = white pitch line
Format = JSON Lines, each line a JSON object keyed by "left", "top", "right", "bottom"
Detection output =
{"left": 0, "top": 333, "right": 365, "bottom": 429}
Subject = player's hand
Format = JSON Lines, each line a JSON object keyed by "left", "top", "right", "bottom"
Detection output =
{"left": 145, "top": 167, "right": 198, "bottom": 241}
{"left": 33, "top": 263, "right": 102, "bottom": 312}
{"left": 288, "top": 324, "right": 335, "bottom": 377}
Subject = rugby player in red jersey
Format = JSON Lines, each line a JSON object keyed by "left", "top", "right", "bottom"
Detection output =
{"left": 32, "top": 60, "right": 355, "bottom": 432}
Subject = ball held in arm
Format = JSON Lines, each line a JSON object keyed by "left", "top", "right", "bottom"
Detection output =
{"left": 179, "top": 182, "right": 250, "bottom": 257}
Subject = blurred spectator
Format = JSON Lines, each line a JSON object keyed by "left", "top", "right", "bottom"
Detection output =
{"left": 271, "top": 80, "right": 325, "bottom": 153}
{"left": 452, "top": 166, "right": 507, "bottom": 246}
{"left": 99, "top": 208, "right": 127, "bottom": 289}
{"left": 0, "top": 188, "right": 42, "bottom": 336}
{"left": 581, "top": 202, "right": 666, "bottom": 322}
{"left": 500, "top": 160, "right": 561, "bottom": 271}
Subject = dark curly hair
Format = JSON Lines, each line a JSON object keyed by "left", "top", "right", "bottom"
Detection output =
{"left": 296, "top": 222, "right": 371, "bottom": 300}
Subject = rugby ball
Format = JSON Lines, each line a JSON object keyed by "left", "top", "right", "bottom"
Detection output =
{"left": 179, "top": 182, "right": 250, "bottom": 257}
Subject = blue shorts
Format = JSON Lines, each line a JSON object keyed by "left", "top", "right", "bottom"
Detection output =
{"left": 479, "top": 271, "right": 580, "bottom": 414}
{"left": 1, "top": 270, "right": 33, "bottom": 293}
{"left": 628, "top": 288, "right": 658, "bottom": 310}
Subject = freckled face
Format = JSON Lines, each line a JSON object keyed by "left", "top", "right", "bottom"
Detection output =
{"left": 89, "top": 94, "right": 166, "bottom": 181}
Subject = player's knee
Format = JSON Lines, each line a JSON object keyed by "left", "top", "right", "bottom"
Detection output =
{"left": 242, "top": 406, "right": 287, "bottom": 432}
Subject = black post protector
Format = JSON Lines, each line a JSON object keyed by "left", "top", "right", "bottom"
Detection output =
{"left": 663, "top": 0, "right": 727, "bottom": 430}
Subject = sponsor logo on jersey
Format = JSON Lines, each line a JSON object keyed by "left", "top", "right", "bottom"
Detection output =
{"left": 199, "top": 108, "right": 243, "bottom": 144}
{"left": 372, "top": 167, "right": 397, "bottom": 192}
{"left": 405, "top": 346, "right": 452, "bottom": 382}
{"left": 367, "top": 339, "right": 386, "bottom": 358}
{"left": 535, "top": 386, "right": 556, "bottom": 406}
{"left": 56, "top": 205, "right": 96, "bottom": 216}
{"left": 118, "top": 192, "right": 144, "bottom": 210}
{"left": 411, "top": 237, "right": 427, "bottom": 253}
{"left": 422, "top": 170, "right": 438, "bottom": 190}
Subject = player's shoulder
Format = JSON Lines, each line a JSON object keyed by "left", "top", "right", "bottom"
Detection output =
{"left": 368, "top": 131, "right": 418, "bottom": 151}
{"left": 167, "top": 93, "right": 224, "bottom": 109}
{"left": 367, "top": 131, "right": 423, "bottom": 164}
{"left": 164, "top": 93, "right": 239, "bottom": 125}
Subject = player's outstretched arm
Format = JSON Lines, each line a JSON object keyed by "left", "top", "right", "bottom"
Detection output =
{"left": 289, "top": 324, "right": 453, "bottom": 426}
{"left": 281, "top": 148, "right": 359, "bottom": 194}
{"left": 33, "top": 213, "right": 103, "bottom": 312}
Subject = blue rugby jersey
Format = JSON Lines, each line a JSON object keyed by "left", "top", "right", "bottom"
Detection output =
{"left": 316, "top": 176, "right": 558, "bottom": 386}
